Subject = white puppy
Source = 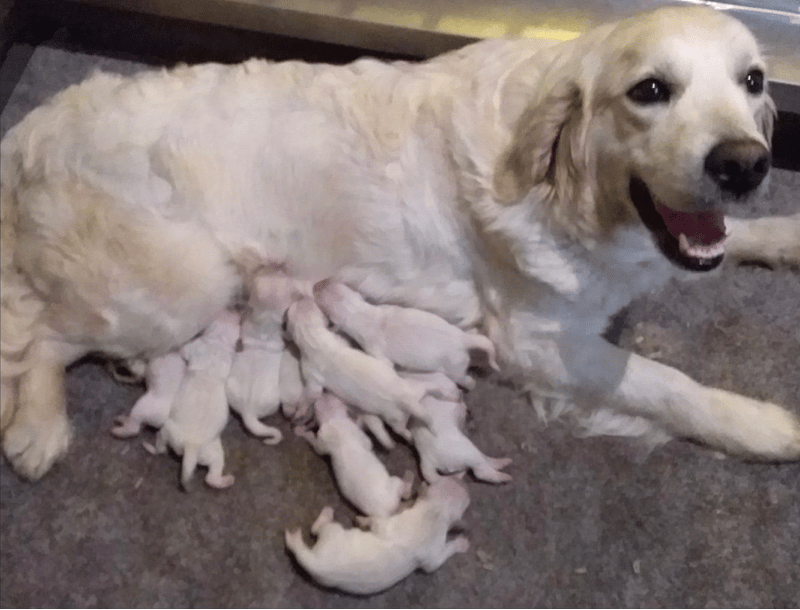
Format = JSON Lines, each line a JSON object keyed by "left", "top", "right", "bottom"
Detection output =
{"left": 149, "top": 311, "right": 239, "bottom": 490}
{"left": 111, "top": 352, "right": 186, "bottom": 438}
{"left": 284, "top": 476, "right": 470, "bottom": 595}
{"left": 284, "top": 297, "right": 432, "bottom": 439}
{"left": 314, "top": 280, "right": 498, "bottom": 389}
{"left": 412, "top": 395, "right": 512, "bottom": 484}
{"left": 297, "top": 393, "right": 413, "bottom": 516}
{"left": 226, "top": 271, "right": 305, "bottom": 443}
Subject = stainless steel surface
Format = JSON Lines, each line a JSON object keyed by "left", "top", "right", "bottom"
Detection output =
{"left": 31, "top": 0, "right": 800, "bottom": 112}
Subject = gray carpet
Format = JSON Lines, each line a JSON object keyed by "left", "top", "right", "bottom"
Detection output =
{"left": 1, "top": 45, "right": 798, "bottom": 609}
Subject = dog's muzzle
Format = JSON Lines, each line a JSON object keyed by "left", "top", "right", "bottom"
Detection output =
{"left": 630, "top": 138, "right": 771, "bottom": 272}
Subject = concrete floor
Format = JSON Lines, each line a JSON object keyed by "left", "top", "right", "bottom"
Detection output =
{"left": 1, "top": 36, "right": 798, "bottom": 608}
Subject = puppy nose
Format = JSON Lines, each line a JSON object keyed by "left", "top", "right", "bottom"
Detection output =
{"left": 704, "top": 139, "right": 770, "bottom": 197}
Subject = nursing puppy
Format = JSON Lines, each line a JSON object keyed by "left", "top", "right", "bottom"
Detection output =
{"left": 314, "top": 280, "right": 498, "bottom": 389}
{"left": 226, "top": 270, "right": 306, "bottom": 443}
{"left": 284, "top": 297, "right": 433, "bottom": 439}
{"left": 284, "top": 476, "right": 470, "bottom": 595}
{"left": 411, "top": 395, "right": 512, "bottom": 484}
{"left": 2, "top": 6, "right": 799, "bottom": 480}
{"left": 148, "top": 311, "right": 239, "bottom": 490}
{"left": 296, "top": 393, "right": 413, "bottom": 517}
{"left": 111, "top": 352, "right": 186, "bottom": 438}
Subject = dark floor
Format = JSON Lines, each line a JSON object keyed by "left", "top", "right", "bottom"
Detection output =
{"left": 1, "top": 15, "right": 799, "bottom": 609}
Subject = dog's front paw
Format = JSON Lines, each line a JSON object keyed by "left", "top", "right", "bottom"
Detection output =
{"left": 727, "top": 215, "right": 800, "bottom": 269}
{"left": 708, "top": 389, "right": 800, "bottom": 461}
{"left": 2, "top": 412, "right": 71, "bottom": 479}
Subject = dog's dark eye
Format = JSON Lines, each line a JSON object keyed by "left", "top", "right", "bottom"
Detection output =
{"left": 744, "top": 68, "right": 764, "bottom": 95}
{"left": 627, "top": 78, "right": 671, "bottom": 105}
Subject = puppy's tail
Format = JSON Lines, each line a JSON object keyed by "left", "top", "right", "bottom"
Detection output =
{"left": 180, "top": 445, "right": 200, "bottom": 491}
{"left": 0, "top": 159, "right": 46, "bottom": 433}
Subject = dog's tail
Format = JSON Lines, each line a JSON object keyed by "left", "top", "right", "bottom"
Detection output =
{"left": 0, "top": 146, "right": 46, "bottom": 433}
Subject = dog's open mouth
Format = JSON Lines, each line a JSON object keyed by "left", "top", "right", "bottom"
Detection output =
{"left": 629, "top": 176, "right": 726, "bottom": 272}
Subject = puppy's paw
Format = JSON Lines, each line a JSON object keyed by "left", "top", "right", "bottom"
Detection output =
{"left": 707, "top": 389, "right": 800, "bottom": 461}
{"left": 111, "top": 415, "right": 141, "bottom": 438}
{"left": 311, "top": 506, "right": 335, "bottom": 535}
{"left": 3, "top": 412, "right": 71, "bottom": 480}
{"left": 473, "top": 458, "right": 513, "bottom": 484}
{"left": 261, "top": 429, "right": 283, "bottom": 445}
{"left": 206, "top": 473, "right": 235, "bottom": 489}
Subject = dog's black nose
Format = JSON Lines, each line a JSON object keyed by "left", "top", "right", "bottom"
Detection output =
{"left": 704, "top": 139, "right": 770, "bottom": 197}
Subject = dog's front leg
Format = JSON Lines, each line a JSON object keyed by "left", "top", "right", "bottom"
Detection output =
{"left": 523, "top": 334, "right": 800, "bottom": 460}
{"left": 725, "top": 214, "right": 800, "bottom": 268}
{"left": 2, "top": 340, "right": 84, "bottom": 479}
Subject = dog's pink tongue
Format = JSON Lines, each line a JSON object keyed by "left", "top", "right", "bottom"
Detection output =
{"left": 654, "top": 203, "right": 726, "bottom": 246}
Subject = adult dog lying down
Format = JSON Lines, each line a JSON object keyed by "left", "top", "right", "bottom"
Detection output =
{"left": 1, "top": 6, "right": 799, "bottom": 480}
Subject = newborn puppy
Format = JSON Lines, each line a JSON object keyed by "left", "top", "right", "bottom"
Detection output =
{"left": 149, "top": 311, "right": 239, "bottom": 490}
{"left": 412, "top": 395, "right": 512, "bottom": 484}
{"left": 111, "top": 352, "right": 186, "bottom": 438}
{"left": 285, "top": 297, "right": 432, "bottom": 439}
{"left": 226, "top": 271, "right": 305, "bottom": 444}
{"left": 284, "top": 476, "right": 470, "bottom": 595}
{"left": 314, "top": 280, "right": 498, "bottom": 389}
{"left": 297, "top": 393, "right": 412, "bottom": 516}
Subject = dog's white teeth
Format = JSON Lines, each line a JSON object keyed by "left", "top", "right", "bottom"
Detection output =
{"left": 678, "top": 233, "right": 691, "bottom": 254}
{"left": 678, "top": 233, "right": 727, "bottom": 259}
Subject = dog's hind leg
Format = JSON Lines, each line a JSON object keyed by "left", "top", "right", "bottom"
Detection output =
{"left": 202, "top": 439, "right": 234, "bottom": 489}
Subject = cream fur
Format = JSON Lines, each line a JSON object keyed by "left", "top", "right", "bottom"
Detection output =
{"left": 297, "top": 393, "right": 413, "bottom": 517}
{"left": 1, "top": 5, "right": 798, "bottom": 479}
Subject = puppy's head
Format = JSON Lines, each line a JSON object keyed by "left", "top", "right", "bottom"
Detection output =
{"left": 494, "top": 6, "right": 775, "bottom": 272}
{"left": 284, "top": 296, "right": 327, "bottom": 337}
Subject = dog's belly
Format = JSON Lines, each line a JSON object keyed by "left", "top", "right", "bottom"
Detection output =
{"left": 5, "top": 57, "right": 482, "bottom": 361}
{"left": 160, "top": 111, "right": 483, "bottom": 327}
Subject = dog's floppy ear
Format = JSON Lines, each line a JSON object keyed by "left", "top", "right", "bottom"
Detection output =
{"left": 493, "top": 80, "right": 585, "bottom": 204}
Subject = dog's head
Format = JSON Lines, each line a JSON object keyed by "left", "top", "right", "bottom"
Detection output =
{"left": 494, "top": 6, "right": 775, "bottom": 272}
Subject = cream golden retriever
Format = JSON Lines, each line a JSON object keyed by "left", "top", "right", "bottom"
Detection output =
{"left": 2, "top": 6, "right": 799, "bottom": 479}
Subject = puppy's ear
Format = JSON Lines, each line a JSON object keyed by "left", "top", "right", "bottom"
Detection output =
{"left": 755, "top": 93, "right": 776, "bottom": 145}
{"left": 493, "top": 81, "right": 584, "bottom": 203}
